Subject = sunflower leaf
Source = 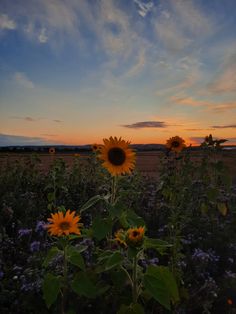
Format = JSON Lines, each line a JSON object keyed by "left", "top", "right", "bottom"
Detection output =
{"left": 80, "top": 195, "right": 104, "bottom": 213}
{"left": 105, "top": 251, "right": 124, "bottom": 271}
{"left": 143, "top": 266, "right": 179, "bottom": 310}
{"left": 143, "top": 238, "right": 172, "bottom": 255}
{"left": 43, "top": 246, "right": 61, "bottom": 268}
{"left": 118, "top": 303, "right": 145, "bottom": 314}
{"left": 71, "top": 272, "right": 97, "bottom": 298}
{"left": 67, "top": 246, "right": 85, "bottom": 271}
{"left": 42, "top": 273, "right": 61, "bottom": 308}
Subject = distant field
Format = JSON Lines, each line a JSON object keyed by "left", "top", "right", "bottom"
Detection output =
{"left": 0, "top": 151, "right": 236, "bottom": 181}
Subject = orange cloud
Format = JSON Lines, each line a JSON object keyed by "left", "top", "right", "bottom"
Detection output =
{"left": 171, "top": 96, "right": 236, "bottom": 113}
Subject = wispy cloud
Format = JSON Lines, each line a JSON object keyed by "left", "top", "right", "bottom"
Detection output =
{"left": 0, "top": 14, "right": 16, "bottom": 30}
{"left": 11, "top": 116, "right": 39, "bottom": 122}
{"left": 0, "top": 133, "right": 59, "bottom": 146}
{"left": 171, "top": 96, "right": 236, "bottom": 113}
{"left": 212, "top": 124, "right": 236, "bottom": 129}
{"left": 122, "top": 121, "right": 167, "bottom": 129}
{"left": 185, "top": 128, "right": 214, "bottom": 131}
{"left": 133, "top": 0, "right": 154, "bottom": 17}
{"left": 10, "top": 116, "right": 63, "bottom": 123}
{"left": 13, "top": 72, "right": 34, "bottom": 89}
{"left": 207, "top": 52, "right": 236, "bottom": 94}
{"left": 154, "top": 0, "right": 214, "bottom": 54}
{"left": 38, "top": 27, "right": 48, "bottom": 43}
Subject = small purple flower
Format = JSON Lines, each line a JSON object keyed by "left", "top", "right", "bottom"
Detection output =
{"left": 35, "top": 221, "right": 46, "bottom": 235}
{"left": 149, "top": 258, "right": 159, "bottom": 265}
{"left": 228, "top": 258, "right": 234, "bottom": 264}
{"left": 0, "top": 271, "right": 4, "bottom": 279}
{"left": 192, "top": 248, "right": 219, "bottom": 263}
{"left": 18, "top": 228, "right": 32, "bottom": 238}
{"left": 30, "top": 241, "right": 40, "bottom": 252}
{"left": 225, "top": 270, "right": 236, "bottom": 279}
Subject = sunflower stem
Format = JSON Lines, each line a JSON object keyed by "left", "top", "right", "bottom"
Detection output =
{"left": 132, "top": 255, "right": 138, "bottom": 303}
{"left": 111, "top": 175, "right": 117, "bottom": 204}
{"left": 121, "top": 265, "right": 133, "bottom": 288}
{"left": 61, "top": 242, "right": 68, "bottom": 314}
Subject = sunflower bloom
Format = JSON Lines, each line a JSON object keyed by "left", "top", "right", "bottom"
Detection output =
{"left": 91, "top": 143, "right": 100, "bottom": 152}
{"left": 47, "top": 210, "right": 82, "bottom": 236}
{"left": 49, "top": 147, "right": 56, "bottom": 154}
{"left": 126, "top": 227, "right": 145, "bottom": 247}
{"left": 166, "top": 136, "right": 186, "bottom": 153}
{"left": 99, "top": 136, "right": 136, "bottom": 176}
{"left": 114, "top": 229, "right": 127, "bottom": 248}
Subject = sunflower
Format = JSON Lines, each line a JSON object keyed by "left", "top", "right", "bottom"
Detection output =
{"left": 99, "top": 136, "right": 136, "bottom": 176}
{"left": 114, "top": 229, "right": 127, "bottom": 248}
{"left": 91, "top": 143, "right": 99, "bottom": 152}
{"left": 49, "top": 147, "right": 56, "bottom": 154}
{"left": 166, "top": 136, "right": 186, "bottom": 153}
{"left": 126, "top": 227, "right": 145, "bottom": 247}
{"left": 47, "top": 210, "right": 82, "bottom": 236}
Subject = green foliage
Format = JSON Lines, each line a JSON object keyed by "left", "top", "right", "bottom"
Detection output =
{"left": 42, "top": 273, "right": 61, "bottom": 308}
{"left": 144, "top": 266, "right": 179, "bottom": 310}
{"left": 67, "top": 246, "right": 85, "bottom": 270}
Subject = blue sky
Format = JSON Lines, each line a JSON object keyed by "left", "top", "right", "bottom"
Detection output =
{"left": 0, "top": 0, "right": 236, "bottom": 145}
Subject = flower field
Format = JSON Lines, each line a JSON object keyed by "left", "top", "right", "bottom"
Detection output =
{"left": 1, "top": 135, "right": 236, "bottom": 314}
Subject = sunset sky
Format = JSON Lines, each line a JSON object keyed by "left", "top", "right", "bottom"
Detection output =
{"left": 0, "top": 0, "right": 236, "bottom": 146}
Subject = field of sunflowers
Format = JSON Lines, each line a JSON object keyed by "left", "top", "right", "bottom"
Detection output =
{"left": 1, "top": 135, "right": 236, "bottom": 314}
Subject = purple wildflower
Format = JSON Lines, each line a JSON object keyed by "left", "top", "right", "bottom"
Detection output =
{"left": 35, "top": 221, "right": 46, "bottom": 235}
{"left": 30, "top": 241, "right": 40, "bottom": 252}
{"left": 18, "top": 228, "right": 32, "bottom": 238}
{"left": 225, "top": 270, "right": 236, "bottom": 279}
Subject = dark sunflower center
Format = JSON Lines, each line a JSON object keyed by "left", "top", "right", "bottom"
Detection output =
{"left": 108, "top": 147, "right": 126, "bottom": 166}
{"left": 93, "top": 145, "right": 97, "bottom": 150}
{"left": 171, "top": 141, "right": 180, "bottom": 148}
{"left": 59, "top": 222, "right": 70, "bottom": 230}
{"left": 132, "top": 231, "right": 139, "bottom": 237}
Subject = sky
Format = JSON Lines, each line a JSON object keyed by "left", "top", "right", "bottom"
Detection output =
{"left": 0, "top": 0, "right": 236, "bottom": 146}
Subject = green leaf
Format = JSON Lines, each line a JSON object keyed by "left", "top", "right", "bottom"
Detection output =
{"left": 143, "top": 238, "right": 172, "bottom": 254}
{"left": 92, "top": 216, "right": 112, "bottom": 240}
{"left": 80, "top": 195, "right": 104, "bottom": 213}
{"left": 42, "top": 273, "right": 60, "bottom": 308}
{"left": 117, "top": 303, "right": 145, "bottom": 314}
{"left": 67, "top": 246, "right": 85, "bottom": 271}
{"left": 119, "top": 211, "right": 129, "bottom": 228}
{"left": 43, "top": 247, "right": 61, "bottom": 268}
{"left": 206, "top": 188, "right": 218, "bottom": 202}
{"left": 47, "top": 192, "right": 55, "bottom": 202}
{"left": 105, "top": 251, "right": 124, "bottom": 271}
{"left": 126, "top": 209, "right": 145, "bottom": 227}
{"left": 143, "top": 266, "right": 179, "bottom": 310}
{"left": 108, "top": 202, "right": 124, "bottom": 219}
{"left": 200, "top": 203, "right": 208, "bottom": 215}
{"left": 71, "top": 272, "right": 97, "bottom": 298}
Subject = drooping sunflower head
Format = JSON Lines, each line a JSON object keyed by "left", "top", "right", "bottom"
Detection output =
{"left": 114, "top": 229, "right": 127, "bottom": 248}
{"left": 46, "top": 210, "right": 82, "bottom": 237}
{"left": 166, "top": 136, "right": 186, "bottom": 153}
{"left": 99, "top": 136, "right": 136, "bottom": 176}
{"left": 91, "top": 143, "right": 100, "bottom": 152}
{"left": 49, "top": 147, "right": 56, "bottom": 155}
{"left": 126, "top": 226, "right": 145, "bottom": 247}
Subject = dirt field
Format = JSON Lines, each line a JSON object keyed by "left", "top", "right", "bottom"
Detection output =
{"left": 0, "top": 151, "right": 235, "bottom": 181}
